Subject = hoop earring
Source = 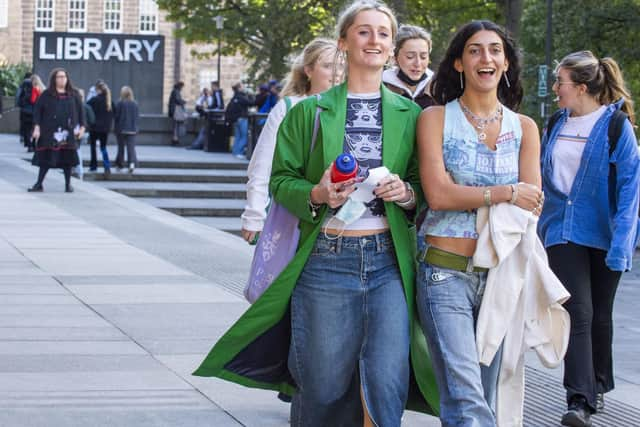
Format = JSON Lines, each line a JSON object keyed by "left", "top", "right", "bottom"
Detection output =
{"left": 503, "top": 71, "right": 511, "bottom": 88}
{"left": 459, "top": 72, "right": 464, "bottom": 90}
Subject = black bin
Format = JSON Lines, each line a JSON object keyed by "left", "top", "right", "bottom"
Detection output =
{"left": 205, "top": 111, "right": 229, "bottom": 152}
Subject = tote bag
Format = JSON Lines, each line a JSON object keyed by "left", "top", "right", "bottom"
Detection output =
{"left": 244, "top": 96, "right": 321, "bottom": 303}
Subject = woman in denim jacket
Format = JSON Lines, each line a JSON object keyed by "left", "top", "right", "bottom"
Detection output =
{"left": 538, "top": 50, "right": 640, "bottom": 427}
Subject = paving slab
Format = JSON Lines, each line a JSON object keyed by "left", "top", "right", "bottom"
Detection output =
{"left": 0, "top": 327, "right": 126, "bottom": 341}
{"left": 66, "top": 283, "right": 239, "bottom": 304}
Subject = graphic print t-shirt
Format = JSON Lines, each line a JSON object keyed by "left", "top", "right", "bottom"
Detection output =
{"left": 323, "top": 92, "right": 388, "bottom": 230}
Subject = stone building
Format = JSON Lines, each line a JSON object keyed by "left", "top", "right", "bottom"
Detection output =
{"left": 0, "top": 0, "right": 248, "bottom": 113}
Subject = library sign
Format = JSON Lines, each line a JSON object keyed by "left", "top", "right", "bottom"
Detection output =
{"left": 33, "top": 32, "right": 165, "bottom": 113}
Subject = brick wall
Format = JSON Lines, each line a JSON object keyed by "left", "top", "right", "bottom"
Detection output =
{"left": 0, "top": 0, "right": 24, "bottom": 65}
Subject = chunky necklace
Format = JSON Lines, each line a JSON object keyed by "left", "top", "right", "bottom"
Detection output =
{"left": 459, "top": 98, "right": 503, "bottom": 142}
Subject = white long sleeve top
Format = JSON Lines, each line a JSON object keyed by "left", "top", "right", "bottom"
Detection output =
{"left": 241, "top": 95, "right": 305, "bottom": 232}
{"left": 473, "top": 204, "right": 571, "bottom": 427}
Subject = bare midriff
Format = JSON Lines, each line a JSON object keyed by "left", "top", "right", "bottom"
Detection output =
{"left": 426, "top": 235, "right": 478, "bottom": 257}
{"left": 322, "top": 228, "right": 389, "bottom": 237}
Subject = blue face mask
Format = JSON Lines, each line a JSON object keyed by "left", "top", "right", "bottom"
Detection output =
{"left": 335, "top": 198, "right": 367, "bottom": 225}
{"left": 324, "top": 198, "right": 367, "bottom": 240}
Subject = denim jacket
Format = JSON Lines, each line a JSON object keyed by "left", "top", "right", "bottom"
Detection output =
{"left": 538, "top": 101, "right": 640, "bottom": 271}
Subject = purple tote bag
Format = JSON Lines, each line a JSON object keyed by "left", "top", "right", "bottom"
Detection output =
{"left": 244, "top": 98, "right": 322, "bottom": 303}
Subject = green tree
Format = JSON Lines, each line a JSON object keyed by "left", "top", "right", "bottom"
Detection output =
{"left": 520, "top": 0, "right": 640, "bottom": 125}
{"left": 0, "top": 63, "right": 31, "bottom": 97}
{"left": 156, "top": 0, "right": 344, "bottom": 81}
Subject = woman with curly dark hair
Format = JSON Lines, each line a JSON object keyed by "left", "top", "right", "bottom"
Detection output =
{"left": 416, "top": 20, "right": 543, "bottom": 426}
{"left": 29, "top": 68, "right": 84, "bottom": 193}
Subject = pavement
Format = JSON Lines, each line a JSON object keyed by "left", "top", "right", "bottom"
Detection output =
{"left": 1, "top": 133, "right": 638, "bottom": 427}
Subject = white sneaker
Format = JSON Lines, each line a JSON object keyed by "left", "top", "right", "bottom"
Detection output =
{"left": 234, "top": 154, "right": 245, "bottom": 160}
{"left": 129, "top": 163, "right": 135, "bottom": 173}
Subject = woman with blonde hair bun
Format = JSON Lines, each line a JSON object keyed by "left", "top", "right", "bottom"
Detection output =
{"left": 241, "top": 37, "right": 341, "bottom": 244}
{"left": 196, "top": 1, "right": 437, "bottom": 425}
{"left": 539, "top": 50, "right": 639, "bottom": 427}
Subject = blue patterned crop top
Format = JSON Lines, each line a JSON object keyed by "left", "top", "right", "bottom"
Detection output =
{"left": 420, "top": 99, "right": 522, "bottom": 239}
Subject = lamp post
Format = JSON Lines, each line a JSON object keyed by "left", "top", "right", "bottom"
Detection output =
{"left": 215, "top": 15, "right": 224, "bottom": 86}
{"left": 544, "top": 0, "right": 553, "bottom": 119}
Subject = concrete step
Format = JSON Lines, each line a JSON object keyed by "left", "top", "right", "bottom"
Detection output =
{"left": 142, "top": 198, "right": 246, "bottom": 217}
{"left": 84, "top": 159, "right": 249, "bottom": 170}
{"left": 185, "top": 216, "right": 243, "bottom": 236}
{"left": 97, "top": 181, "right": 247, "bottom": 199}
{"left": 83, "top": 168, "right": 248, "bottom": 184}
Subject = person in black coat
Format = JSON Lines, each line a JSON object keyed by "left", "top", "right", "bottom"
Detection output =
{"left": 16, "top": 72, "right": 34, "bottom": 149}
{"left": 168, "top": 81, "right": 186, "bottom": 146}
{"left": 114, "top": 86, "right": 140, "bottom": 172}
{"left": 29, "top": 68, "right": 85, "bottom": 193}
{"left": 87, "top": 82, "right": 115, "bottom": 174}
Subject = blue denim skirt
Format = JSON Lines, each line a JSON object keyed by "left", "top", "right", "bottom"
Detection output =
{"left": 289, "top": 231, "right": 410, "bottom": 427}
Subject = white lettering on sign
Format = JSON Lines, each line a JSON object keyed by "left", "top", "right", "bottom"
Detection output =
{"left": 83, "top": 38, "right": 102, "bottom": 60}
{"left": 104, "top": 39, "right": 124, "bottom": 61}
{"left": 39, "top": 37, "right": 55, "bottom": 60}
{"left": 38, "top": 36, "right": 161, "bottom": 62}
{"left": 64, "top": 38, "right": 83, "bottom": 60}
{"left": 142, "top": 39, "right": 160, "bottom": 62}
{"left": 124, "top": 39, "right": 143, "bottom": 61}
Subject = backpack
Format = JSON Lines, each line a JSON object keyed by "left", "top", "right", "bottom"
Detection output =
{"left": 18, "top": 81, "right": 34, "bottom": 113}
{"left": 84, "top": 103, "right": 96, "bottom": 127}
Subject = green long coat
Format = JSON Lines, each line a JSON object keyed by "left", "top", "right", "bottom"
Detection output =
{"left": 194, "top": 83, "right": 440, "bottom": 415}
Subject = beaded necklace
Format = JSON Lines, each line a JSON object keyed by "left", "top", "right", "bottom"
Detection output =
{"left": 459, "top": 98, "right": 503, "bottom": 142}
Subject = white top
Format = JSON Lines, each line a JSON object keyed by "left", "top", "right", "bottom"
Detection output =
{"left": 241, "top": 95, "right": 305, "bottom": 231}
{"left": 322, "top": 92, "right": 389, "bottom": 231}
{"left": 551, "top": 105, "right": 606, "bottom": 195}
{"left": 474, "top": 204, "right": 570, "bottom": 427}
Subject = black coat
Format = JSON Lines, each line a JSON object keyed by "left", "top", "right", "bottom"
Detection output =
{"left": 114, "top": 100, "right": 140, "bottom": 134}
{"left": 87, "top": 94, "right": 115, "bottom": 133}
{"left": 33, "top": 90, "right": 85, "bottom": 150}
{"left": 168, "top": 88, "right": 185, "bottom": 118}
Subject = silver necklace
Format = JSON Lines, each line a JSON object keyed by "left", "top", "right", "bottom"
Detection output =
{"left": 459, "top": 98, "right": 503, "bottom": 142}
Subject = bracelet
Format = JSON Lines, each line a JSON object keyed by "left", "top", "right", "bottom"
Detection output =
{"left": 396, "top": 182, "right": 416, "bottom": 209}
{"left": 483, "top": 188, "right": 492, "bottom": 206}
{"left": 509, "top": 183, "right": 519, "bottom": 205}
{"left": 308, "top": 194, "right": 322, "bottom": 218}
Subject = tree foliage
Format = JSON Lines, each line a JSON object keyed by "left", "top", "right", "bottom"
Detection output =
{"left": 0, "top": 63, "right": 32, "bottom": 96}
{"left": 156, "top": 0, "right": 344, "bottom": 81}
{"left": 157, "top": 0, "right": 639, "bottom": 125}
{"left": 520, "top": 0, "right": 640, "bottom": 124}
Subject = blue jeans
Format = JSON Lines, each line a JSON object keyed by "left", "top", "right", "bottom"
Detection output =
{"left": 416, "top": 257, "right": 502, "bottom": 427}
{"left": 289, "top": 232, "right": 409, "bottom": 427}
{"left": 231, "top": 118, "right": 248, "bottom": 155}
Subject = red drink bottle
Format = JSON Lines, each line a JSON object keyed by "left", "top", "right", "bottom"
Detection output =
{"left": 331, "top": 153, "right": 358, "bottom": 183}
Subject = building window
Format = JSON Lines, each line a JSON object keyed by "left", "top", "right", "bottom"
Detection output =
{"left": 0, "top": 0, "right": 8, "bottom": 28}
{"left": 68, "top": 0, "right": 86, "bottom": 32}
{"left": 35, "top": 0, "right": 55, "bottom": 31}
{"left": 103, "top": 0, "right": 121, "bottom": 33}
{"left": 139, "top": 0, "right": 158, "bottom": 34}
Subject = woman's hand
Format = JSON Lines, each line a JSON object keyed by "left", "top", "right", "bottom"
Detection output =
{"left": 75, "top": 126, "right": 85, "bottom": 140}
{"left": 310, "top": 163, "right": 357, "bottom": 209}
{"left": 374, "top": 173, "right": 409, "bottom": 203}
{"left": 32, "top": 125, "right": 40, "bottom": 141}
{"left": 241, "top": 228, "right": 259, "bottom": 244}
{"left": 513, "top": 182, "right": 544, "bottom": 216}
